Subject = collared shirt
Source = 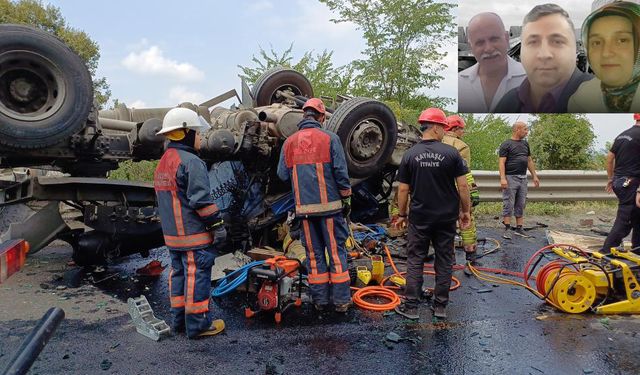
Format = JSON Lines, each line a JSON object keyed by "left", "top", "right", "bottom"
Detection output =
{"left": 458, "top": 56, "right": 526, "bottom": 113}
{"left": 517, "top": 79, "right": 568, "bottom": 113}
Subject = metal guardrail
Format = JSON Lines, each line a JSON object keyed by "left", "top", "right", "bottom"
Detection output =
{"left": 472, "top": 170, "right": 614, "bottom": 202}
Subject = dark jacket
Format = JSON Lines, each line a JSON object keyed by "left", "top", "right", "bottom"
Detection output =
{"left": 277, "top": 119, "right": 351, "bottom": 217}
{"left": 154, "top": 142, "right": 221, "bottom": 250}
{"left": 494, "top": 68, "right": 593, "bottom": 113}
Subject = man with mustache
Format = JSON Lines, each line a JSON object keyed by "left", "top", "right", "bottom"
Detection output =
{"left": 459, "top": 12, "right": 526, "bottom": 113}
{"left": 494, "top": 3, "right": 592, "bottom": 113}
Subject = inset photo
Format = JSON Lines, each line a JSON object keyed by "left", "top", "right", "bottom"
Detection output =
{"left": 458, "top": 1, "right": 640, "bottom": 114}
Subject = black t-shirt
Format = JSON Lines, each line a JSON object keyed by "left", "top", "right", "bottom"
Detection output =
{"left": 396, "top": 140, "right": 469, "bottom": 224}
{"left": 611, "top": 125, "right": 640, "bottom": 177}
{"left": 499, "top": 139, "right": 530, "bottom": 175}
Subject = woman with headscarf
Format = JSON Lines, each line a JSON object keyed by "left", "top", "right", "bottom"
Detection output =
{"left": 568, "top": 1, "right": 640, "bottom": 112}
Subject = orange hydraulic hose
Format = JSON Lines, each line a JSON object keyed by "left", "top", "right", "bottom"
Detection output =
{"left": 350, "top": 244, "right": 461, "bottom": 311}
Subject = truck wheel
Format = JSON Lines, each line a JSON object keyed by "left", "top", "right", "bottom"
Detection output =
{"left": 0, "top": 24, "right": 93, "bottom": 149}
{"left": 252, "top": 67, "right": 313, "bottom": 107}
{"left": 326, "top": 98, "right": 398, "bottom": 178}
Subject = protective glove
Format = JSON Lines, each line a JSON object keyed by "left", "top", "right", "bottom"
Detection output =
{"left": 212, "top": 225, "right": 227, "bottom": 247}
{"left": 342, "top": 196, "right": 351, "bottom": 218}
{"left": 207, "top": 220, "right": 226, "bottom": 247}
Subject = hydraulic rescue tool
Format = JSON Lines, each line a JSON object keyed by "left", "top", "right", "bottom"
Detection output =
{"left": 244, "top": 256, "right": 303, "bottom": 323}
{"left": 526, "top": 244, "right": 640, "bottom": 314}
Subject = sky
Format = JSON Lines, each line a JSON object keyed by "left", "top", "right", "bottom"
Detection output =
{"left": 42, "top": 0, "right": 628, "bottom": 150}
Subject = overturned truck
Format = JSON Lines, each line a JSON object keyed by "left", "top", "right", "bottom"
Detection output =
{"left": 0, "top": 24, "right": 419, "bottom": 265}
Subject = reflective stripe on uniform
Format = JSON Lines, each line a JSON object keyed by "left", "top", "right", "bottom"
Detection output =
{"left": 302, "top": 220, "right": 318, "bottom": 274}
{"left": 186, "top": 299, "right": 209, "bottom": 314}
{"left": 326, "top": 217, "right": 343, "bottom": 274}
{"left": 196, "top": 203, "right": 219, "bottom": 217}
{"left": 164, "top": 232, "right": 213, "bottom": 248}
{"left": 292, "top": 165, "right": 301, "bottom": 207}
{"left": 186, "top": 251, "right": 196, "bottom": 313}
{"left": 170, "top": 295, "right": 185, "bottom": 308}
{"left": 330, "top": 271, "right": 350, "bottom": 284}
{"left": 316, "top": 162, "right": 327, "bottom": 203}
{"left": 308, "top": 272, "right": 330, "bottom": 284}
{"left": 171, "top": 191, "right": 185, "bottom": 236}
{"left": 296, "top": 200, "right": 342, "bottom": 215}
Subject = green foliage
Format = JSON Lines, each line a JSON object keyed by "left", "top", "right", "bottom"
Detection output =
{"left": 0, "top": 0, "right": 110, "bottom": 108}
{"left": 528, "top": 114, "right": 596, "bottom": 170}
{"left": 108, "top": 160, "right": 157, "bottom": 182}
{"left": 474, "top": 201, "right": 616, "bottom": 217}
{"left": 238, "top": 44, "right": 353, "bottom": 100}
{"left": 320, "top": 0, "right": 455, "bottom": 107}
{"left": 462, "top": 114, "right": 512, "bottom": 170}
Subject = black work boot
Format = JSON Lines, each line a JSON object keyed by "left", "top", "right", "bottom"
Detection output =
{"left": 463, "top": 252, "right": 482, "bottom": 276}
{"left": 431, "top": 305, "right": 447, "bottom": 321}
{"left": 395, "top": 300, "right": 420, "bottom": 320}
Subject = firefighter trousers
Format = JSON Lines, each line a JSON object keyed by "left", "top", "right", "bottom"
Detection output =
{"left": 169, "top": 247, "right": 216, "bottom": 338}
{"left": 405, "top": 220, "right": 457, "bottom": 308}
{"left": 300, "top": 213, "right": 351, "bottom": 305}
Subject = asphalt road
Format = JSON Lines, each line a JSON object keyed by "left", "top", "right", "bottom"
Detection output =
{"left": 1, "top": 226, "right": 639, "bottom": 375}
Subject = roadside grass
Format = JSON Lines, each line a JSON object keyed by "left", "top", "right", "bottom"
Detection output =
{"left": 474, "top": 201, "right": 617, "bottom": 217}
{"left": 108, "top": 160, "right": 157, "bottom": 182}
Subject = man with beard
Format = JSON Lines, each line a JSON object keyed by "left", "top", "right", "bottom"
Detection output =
{"left": 495, "top": 3, "right": 592, "bottom": 113}
{"left": 459, "top": 12, "right": 526, "bottom": 113}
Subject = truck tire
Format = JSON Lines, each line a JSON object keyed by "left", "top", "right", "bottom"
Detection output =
{"left": 326, "top": 98, "right": 398, "bottom": 178}
{"left": 252, "top": 67, "right": 313, "bottom": 107}
{"left": 0, "top": 24, "right": 93, "bottom": 149}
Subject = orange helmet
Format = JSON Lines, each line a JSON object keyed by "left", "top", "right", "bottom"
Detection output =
{"left": 302, "top": 98, "right": 326, "bottom": 115}
{"left": 634, "top": 113, "right": 640, "bottom": 121}
{"left": 418, "top": 108, "right": 448, "bottom": 127}
{"left": 445, "top": 115, "right": 465, "bottom": 131}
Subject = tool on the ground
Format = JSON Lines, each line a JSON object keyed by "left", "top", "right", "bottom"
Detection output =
{"left": 127, "top": 295, "right": 171, "bottom": 341}
{"left": 469, "top": 243, "right": 640, "bottom": 315}
{"left": 2, "top": 307, "right": 64, "bottom": 375}
{"left": 526, "top": 245, "right": 640, "bottom": 314}
{"left": 0, "top": 239, "right": 29, "bottom": 284}
{"left": 356, "top": 266, "right": 372, "bottom": 287}
{"left": 244, "top": 256, "right": 303, "bottom": 323}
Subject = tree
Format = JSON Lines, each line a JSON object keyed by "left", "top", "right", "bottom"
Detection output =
{"left": 0, "top": 0, "right": 110, "bottom": 107}
{"left": 462, "top": 114, "right": 512, "bottom": 170}
{"left": 238, "top": 44, "right": 353, "bottom": 100}
{"left": 320, "top": 0, "right": 455, "bottom": 108}
{"left": 528, "top": 114, "right": 596, "bottom": 170}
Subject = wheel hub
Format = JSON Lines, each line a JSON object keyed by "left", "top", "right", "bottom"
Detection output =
{"left": 0, "top": 51, "right": 65, "bottom": 122}
{"left": 350, "top": 120, "right": 383, "bottom": 160}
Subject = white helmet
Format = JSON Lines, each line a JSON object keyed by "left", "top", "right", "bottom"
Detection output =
{"left": 157, "top": 107, "right": 210, "bottom": 136}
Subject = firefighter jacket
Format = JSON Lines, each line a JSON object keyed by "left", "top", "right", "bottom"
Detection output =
{"left": 443, "top": 133, "right": 480, "bottom": 206}
{"left": 154, "top": 142, "right": 221, "bottom": 251}
{"left": 277, "top": 119, "right": 352, "bottom": 217}
{"left": 443, "top": 132, "right": 470, "bottom": 167}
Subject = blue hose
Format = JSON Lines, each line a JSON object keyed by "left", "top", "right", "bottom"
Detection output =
{"left": 211, "top": 260, "right": 265, "bottom": 297}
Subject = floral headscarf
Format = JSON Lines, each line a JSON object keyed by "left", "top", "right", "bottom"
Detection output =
{"left": 583, "top": 1, "right": 640, "bottom": 112}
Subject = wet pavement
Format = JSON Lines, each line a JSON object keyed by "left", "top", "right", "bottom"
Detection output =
{"left": 1, "top": 226, "right": 640, "bottom": 374}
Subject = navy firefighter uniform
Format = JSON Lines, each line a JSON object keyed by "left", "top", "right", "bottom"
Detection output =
{"left": 277, "top": 99, "right": 352, "bottom": 309}
{"left": 154, "top": 107, "right": 225, "bottom": 338}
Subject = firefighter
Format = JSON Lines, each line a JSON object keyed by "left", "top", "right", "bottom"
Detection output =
{"left": 277, "top": 98, "right": 353, "bottom": 313}
{"left": 443, "top": 115, "right": 481, "bottom": 272}
{"left": 394, "top": 108, "right": 471, "bottom": 320}
{"left": 154, "top": 107, "right": 226, "bottom": 338}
